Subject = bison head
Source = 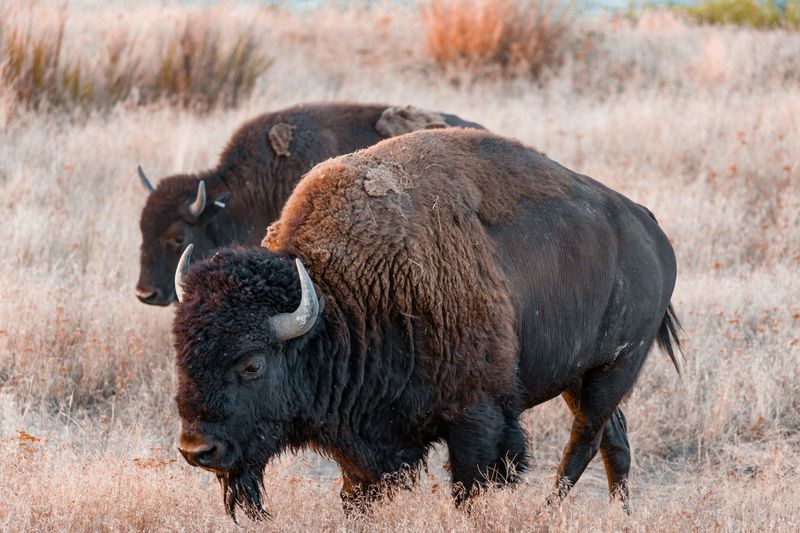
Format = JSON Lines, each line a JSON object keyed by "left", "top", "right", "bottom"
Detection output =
{"left": 172, "top": 247, "right": 321, "bottom": 520}
{"left": 136, "top": 166, "right": 229, "bottom": 306}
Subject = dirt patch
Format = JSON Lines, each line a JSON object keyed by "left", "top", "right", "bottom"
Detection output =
{"left": 363, "top": 163, "right": 410, "bottom": 197}
{"left": 268, "top": 122, "right": 296, "bottom": 156}
{"left": 375, "top": 105, "right": 448, "bottom": 137}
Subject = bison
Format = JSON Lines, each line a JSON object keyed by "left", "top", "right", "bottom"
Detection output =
{"left": 136, "top": 102, "right": 484, "bottom": 305}
{"left": 172, "top": 128, "right": 681, "bottom": 520}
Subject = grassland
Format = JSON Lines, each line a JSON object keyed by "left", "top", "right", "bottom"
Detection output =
{"left": 0, "top": 2, "right": 798, "bottom": 531}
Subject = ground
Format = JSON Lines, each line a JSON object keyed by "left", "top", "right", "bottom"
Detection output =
{"left": 0, "top": 3, "right": 798, "bottom": 531}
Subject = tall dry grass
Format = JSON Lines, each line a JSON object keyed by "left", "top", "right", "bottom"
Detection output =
{"left": 0, "top": 3, "right": 798, "bottom": 531}
{"left": 420, "top": 0, "right": 573, "bottom": 77}
{"left": 0, "top": 3, "right": 270, "bottom": 112}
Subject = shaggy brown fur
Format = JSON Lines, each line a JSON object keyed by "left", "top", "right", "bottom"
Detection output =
{"left": 263, "top": 129, "right": 570, "bottom": 408}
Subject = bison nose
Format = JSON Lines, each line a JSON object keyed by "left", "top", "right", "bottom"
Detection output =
{"left": 135, "top": 284, "right": 168, "bottom": 305}
{"left": 178, "top": 440, "right": 228, "bottom": 471}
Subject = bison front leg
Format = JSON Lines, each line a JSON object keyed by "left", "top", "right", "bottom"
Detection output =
{"left": 339, "top": 464, "right": 419, "bottom": 516}
{"left": 445, "top": 397, "right": 527, "bottom": 505}
{"left": 339, "top": 471, "right": 380, "bottom": 516}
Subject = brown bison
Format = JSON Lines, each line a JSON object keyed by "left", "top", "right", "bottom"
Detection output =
{"left": 172, "top": 128, "right": 681, "bottom": 520}
{"left": 136, "top": 103, "right": 484, "bottom": 305}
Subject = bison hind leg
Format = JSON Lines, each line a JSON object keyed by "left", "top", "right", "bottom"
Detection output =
{"left": 600, "top": 408, "right": 631, "bottom": 512}
{"left": 446, "top": 396, "right": 527, "bottom": 505}
{"left": 561, "top": 390, "right": 632, "bottom": 513}
{"left": 550, "top": 342, "right": 652, "bottom": 512}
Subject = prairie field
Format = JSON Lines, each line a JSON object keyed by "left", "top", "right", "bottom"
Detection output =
{"left": 0, "top": 1, "right": 799, "bottom": 531}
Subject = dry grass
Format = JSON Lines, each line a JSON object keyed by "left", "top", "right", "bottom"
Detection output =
{"left": 0, "top": 3, "right": 799, "bottom": 531}
{"left": 0, "top": 3, "right": 270, "bottom": 112}
{"left": 420, "top": 0, "right": 573, "bottom": 77}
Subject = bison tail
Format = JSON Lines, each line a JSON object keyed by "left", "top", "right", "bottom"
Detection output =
{"left": 656, "top": 303, "right": 684, "bottom": 375}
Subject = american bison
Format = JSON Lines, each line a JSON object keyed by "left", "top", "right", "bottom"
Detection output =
{"left": 172, "top": 128, "right": 681, "bottom": 520}
{"left": 135, "top": 103, "right": 484, "bottom": 305}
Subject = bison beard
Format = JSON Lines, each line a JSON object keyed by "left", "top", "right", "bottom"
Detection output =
{"left": 218, "top": 463, "right": 270, "bottom": 522}
{"left": 214, "top": 422, "right": 288, "bottom": 521}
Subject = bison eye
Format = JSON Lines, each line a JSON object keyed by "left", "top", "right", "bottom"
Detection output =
{"left": 173, "top": 235, "right": 186, "bottom": 246}
{"left": 235, "top": 355, "right": 266, "bottom": 381}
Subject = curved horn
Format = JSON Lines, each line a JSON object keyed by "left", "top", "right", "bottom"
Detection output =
{"left": 137, "top": 165, "right": 155, "bottom": 194}
{"left": 175, "top": 244, "right": 193, "bottom": 303}
{"left": 188, "top": 180, "right": 207, "bottom": 218}
{"left": 269, "top": 259, "right": 320, "bottom": 341}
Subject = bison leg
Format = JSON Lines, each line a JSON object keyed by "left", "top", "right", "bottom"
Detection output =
{"left": 549, "top": 351, "right": 646, "bottom": 510}
{"left": 599, "top": 408, "right": 631, "bottom": 511}
{"left": 446, "top": 397, "right": 527, "bottom": 505}
{"left": 547, "top": 412, "right": 605, "bottom": 507}
{"left": 562, "top": 389, "right": 631, "bottom": 512}
{"left": 339, "top": 464, "right": 419, "bottom": 516}
{"left": 339, "top": 471, "right": 380, "bottom": 516}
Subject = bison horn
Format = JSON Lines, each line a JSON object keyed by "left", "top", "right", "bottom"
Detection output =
{"left": 270, "top": 259, "right": 320, "bottom": 341}
{"left": 137, "top": 165, "right": 155, "bottom": 193}
{"left": 175, "top": 244, "right": 193, "bottom": 303}
{"left": 188, "top": 180, "right": 207, "bottom": 218}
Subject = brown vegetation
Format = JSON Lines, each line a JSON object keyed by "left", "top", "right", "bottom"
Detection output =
{"left": 420, "top": 0, "right": 572, "bottom": 77}
{"left": 0, "top": 3, "right": 798, "bottom": 531}
{"left": 0, "top": 3, "right": 269, "bottom": 112}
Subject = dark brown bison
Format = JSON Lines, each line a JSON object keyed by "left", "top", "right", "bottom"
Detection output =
{"left": 171, "top": 128, "right": 681, "bottom": 520}
{"left": 136, "top": 103, "right": 484, "bottom": 305}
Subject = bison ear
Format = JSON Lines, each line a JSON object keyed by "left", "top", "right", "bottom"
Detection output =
{"left": 212, "top": 192, "right": 230, "bottom": 209}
